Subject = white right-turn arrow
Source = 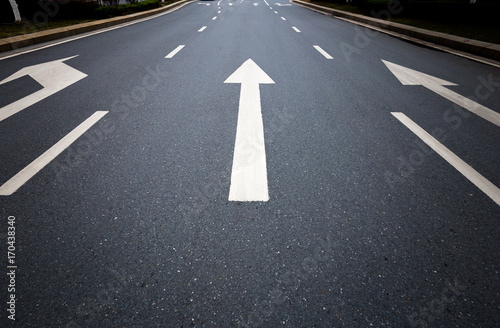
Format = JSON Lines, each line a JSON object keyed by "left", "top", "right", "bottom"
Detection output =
{"left": 224, "top": 59, "right": 275, "bottom": 202}
{"left": 382, "top": 60, "right": 500, "bottom": 128}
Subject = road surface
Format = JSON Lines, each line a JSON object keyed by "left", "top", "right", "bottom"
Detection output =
{"left": 1, "top": 0, "right": 499, "bottom": 326}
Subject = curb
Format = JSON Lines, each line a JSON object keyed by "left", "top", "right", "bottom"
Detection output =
{"left": 292, "top": 0, "right": 500, "bottom": 63}
{"left": 0, "top": 0, "right": 193, "bottom": 53}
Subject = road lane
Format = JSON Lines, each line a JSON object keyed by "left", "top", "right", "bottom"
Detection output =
{"left": 1, "top": 0, "right": 499, "bottom": 327}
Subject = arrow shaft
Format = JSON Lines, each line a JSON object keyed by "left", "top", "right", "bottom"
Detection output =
{"left": 426, "top": 84, "right": 500, "bottom": 128}
{"left": 229, "top": 82, "right": 269, "bottom": 201}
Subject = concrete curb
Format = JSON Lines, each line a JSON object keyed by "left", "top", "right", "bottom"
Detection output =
{"left": 292, "top": 0, "right": 500, "bottom": 62}
{"left": 0, "top": 0, "right": 193, "bottom": 53}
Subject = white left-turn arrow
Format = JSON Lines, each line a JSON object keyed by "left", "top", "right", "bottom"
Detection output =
{"left": 382, "top": 60, "right": 500, "bottom": 128}
{"left": 225, "top": 59, "right": 275, "bottom": 202}
{"left": 0, "top": 56, "right": 87, "bottom": 122}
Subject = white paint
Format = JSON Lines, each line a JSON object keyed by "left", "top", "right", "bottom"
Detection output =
{"left": 218, "top": 10, "right": 221, "bottom": 13}
{"left": 275, "top": 2, "right": 292, "bottom": 5}
{"left": 383, "top": 60, "right": 500, "bottom": 128}
{"left": 0, "top": 0, "right": 194, "bottom": 61}
{"left": 212, "top": 16, "right": 217, "bottom": 20}
{"left": 263, "top": 0, "right": 270, "bottom": 5}
{"left": 224, "top": 59, "right": 275, "bottom": 201}
{"left": 269, "top": 6, "right": 273, "bottom": 9}
{"left": 391, "top": 112, "right": 500, "bottom": 206}
{"left": 274, "top": 10, "right": 278, "bottom": 13}
{"left": 292, "top": 26, "right": 301, "bottom": 32}
{"left": 165, "top": 45, "right": 184, "bottom": 58}
{"left": 253, "top": 2, "right": 258, "bottom": 5}
{"left": 0, "top": 111, "right": 108, "bottom": 196}
{"left": 198, "top": 2, "right": 210, "bottom": 5}
{"left": 281, "top": 16, "right": 286, "bottom": 20}
{"left": 313, "top": 45, "right": 333, "bottom": 59}
{"left": 217, "top": 0, "right": 221, "bottom": 5}
{"left": 198, "top": 26, "right": 207, "bottom": 32}
{"left": 229, "top": 2, "right": 233, "bottom": 5}
{"left": 0, "top": 56, "right": 87, "bottom": 122}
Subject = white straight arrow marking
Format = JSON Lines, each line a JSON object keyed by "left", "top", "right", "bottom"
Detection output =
{"left": 383, "top": 60, "right": 500, "bottom": 128}
{"left": 224, "top": 59, "right": 274, "bottom": 202}
{"left": 0, "top": 56, "right": 87, "bottom": 122}
{"left": 392, "top": 112, "right": 500, "bottom": 206}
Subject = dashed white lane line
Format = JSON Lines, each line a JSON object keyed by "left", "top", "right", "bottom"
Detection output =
{"left": 212, "top": 16, "right": 217, "bottom": 20}
{"left": 198, "top": 26, "right": 207, "bottom": 32}
{"left": 274, "top": 10, "right": 278, "bottom": 13}
{"left": 313, "top": 45, "right": 333, "bottom": 59}
{"left": 292, "top": 26, "right": 301, "bottom": 32}
{"left": 253, "top": 2, "right": 258, "bottom": 5}
{"left": 165, "top": 45, "right": 185, "bottom": 58}
{"left": 0, "top": 111, "right": 108, "bottom": 196}
{"left": 391, "top": 112, "right": 500, "bottom": 206}
{"left": 218, "top": 10, "right": 221, "bottom": 13}
{"left": 269, "top": 6, "right": 273, "bottom": 9}
{"left": 281, "top": 16, "right": 286, "bottom": 20}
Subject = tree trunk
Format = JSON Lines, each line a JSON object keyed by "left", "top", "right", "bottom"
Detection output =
{"left": 8, "top": 0, "right": 22, "bottom": 22}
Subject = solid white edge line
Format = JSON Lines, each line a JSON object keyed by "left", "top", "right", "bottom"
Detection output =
{"left": 292, "top": 26, "right": 301, "bottom": 32}
{"left": 263, "top": 0, "right": 269, "bottom": 5}
{"left": 0, "top": 111, "right": 108, "bottom": 196}
{"left": 198, "top": 26, "right": 207, "bottom": 32}
{"left": 313, "top": 45, "right": 333, "bottom": 59}
{"left": 0, "top": 1, "right": 195, "bottom": 61}
{"left": 391, "top": 112, "right": 500, "bottom": 206}
{"left": 165, "top": 45, "right": 185, "bottom": 58}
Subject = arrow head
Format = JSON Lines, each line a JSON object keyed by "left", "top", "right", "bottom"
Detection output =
{"left": 224, "top": 59, "right": 275, "bottom": 85}
{"left": 0, "top": 55, "right": 81, "bottom": 86}
{"left": 382, "top": 60, "right": 457, "bottom": 86}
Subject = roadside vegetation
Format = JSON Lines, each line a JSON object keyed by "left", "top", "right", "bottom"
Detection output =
{"left": 0, "top": 0, "right": 179, "bottom": 39}
{"left": 308, "top": 0, "right": 500, "bottom": 44}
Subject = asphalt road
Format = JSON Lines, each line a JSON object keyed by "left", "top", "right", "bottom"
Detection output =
{"left": 1, "top": 0, "right": 499, "bottom": 327}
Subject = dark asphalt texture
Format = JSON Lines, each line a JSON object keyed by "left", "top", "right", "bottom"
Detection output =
{"left": 1, "top": 0, "right": 499, "bottom": 327}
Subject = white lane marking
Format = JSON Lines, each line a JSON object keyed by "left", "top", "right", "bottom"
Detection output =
{"left": 217, "top": 0, "right": 221, "bottom": 5}
{"left": 224, "top": 59, "right": 275, "bottom": 202}
{"left": 0, "top": 56, "right": 87, "bottom": 122}
{"left": 263, "top": 0, "right": 269, "bottom": 5}
{"left": 253, "top": 2, "right": 258, "bottom": 5}
{"left": 383, "top": 60, "right": 500, "bottom": 128}
{"left": 198, "top": 26, "right": 207, "bottom": 32}
{"left": 275, "top": 3, "right": 291, "bottom": 5}
{"left": 165, "top": 45, "right": 185, "bottom": 58}
{"left": 281, "top": 16, "right": 286, "bottom": 20}
{"left": 392, "top": 112, "right": 500, "bottom": 206}
{"left": 0, "top": 111, "right": 108, "bottom": 196}
{"left": 274, "top": 10, "right": 278, "bottom": 13}
{"left": 229, "top": 3, "right": 233, "bottom": 5}
{"left": 292, "top": 26, "right": 301, "bottom": 32}
{"left": 269, "top": 6, "right": 273, "bottom": 9}
{"left": 313, "top": 45, "right": 333, "bottom": 59}
{"left": 218, "top": 10, "right": 221, "bottom": 13}
{"left": 198, "top": 2, "right": 210, "bottom": 5}
{"left": 0, "top": 1, "right": 194, "bottom": 61}
{"left": 212, "top": 16, "right": 217, "bottom": 20}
